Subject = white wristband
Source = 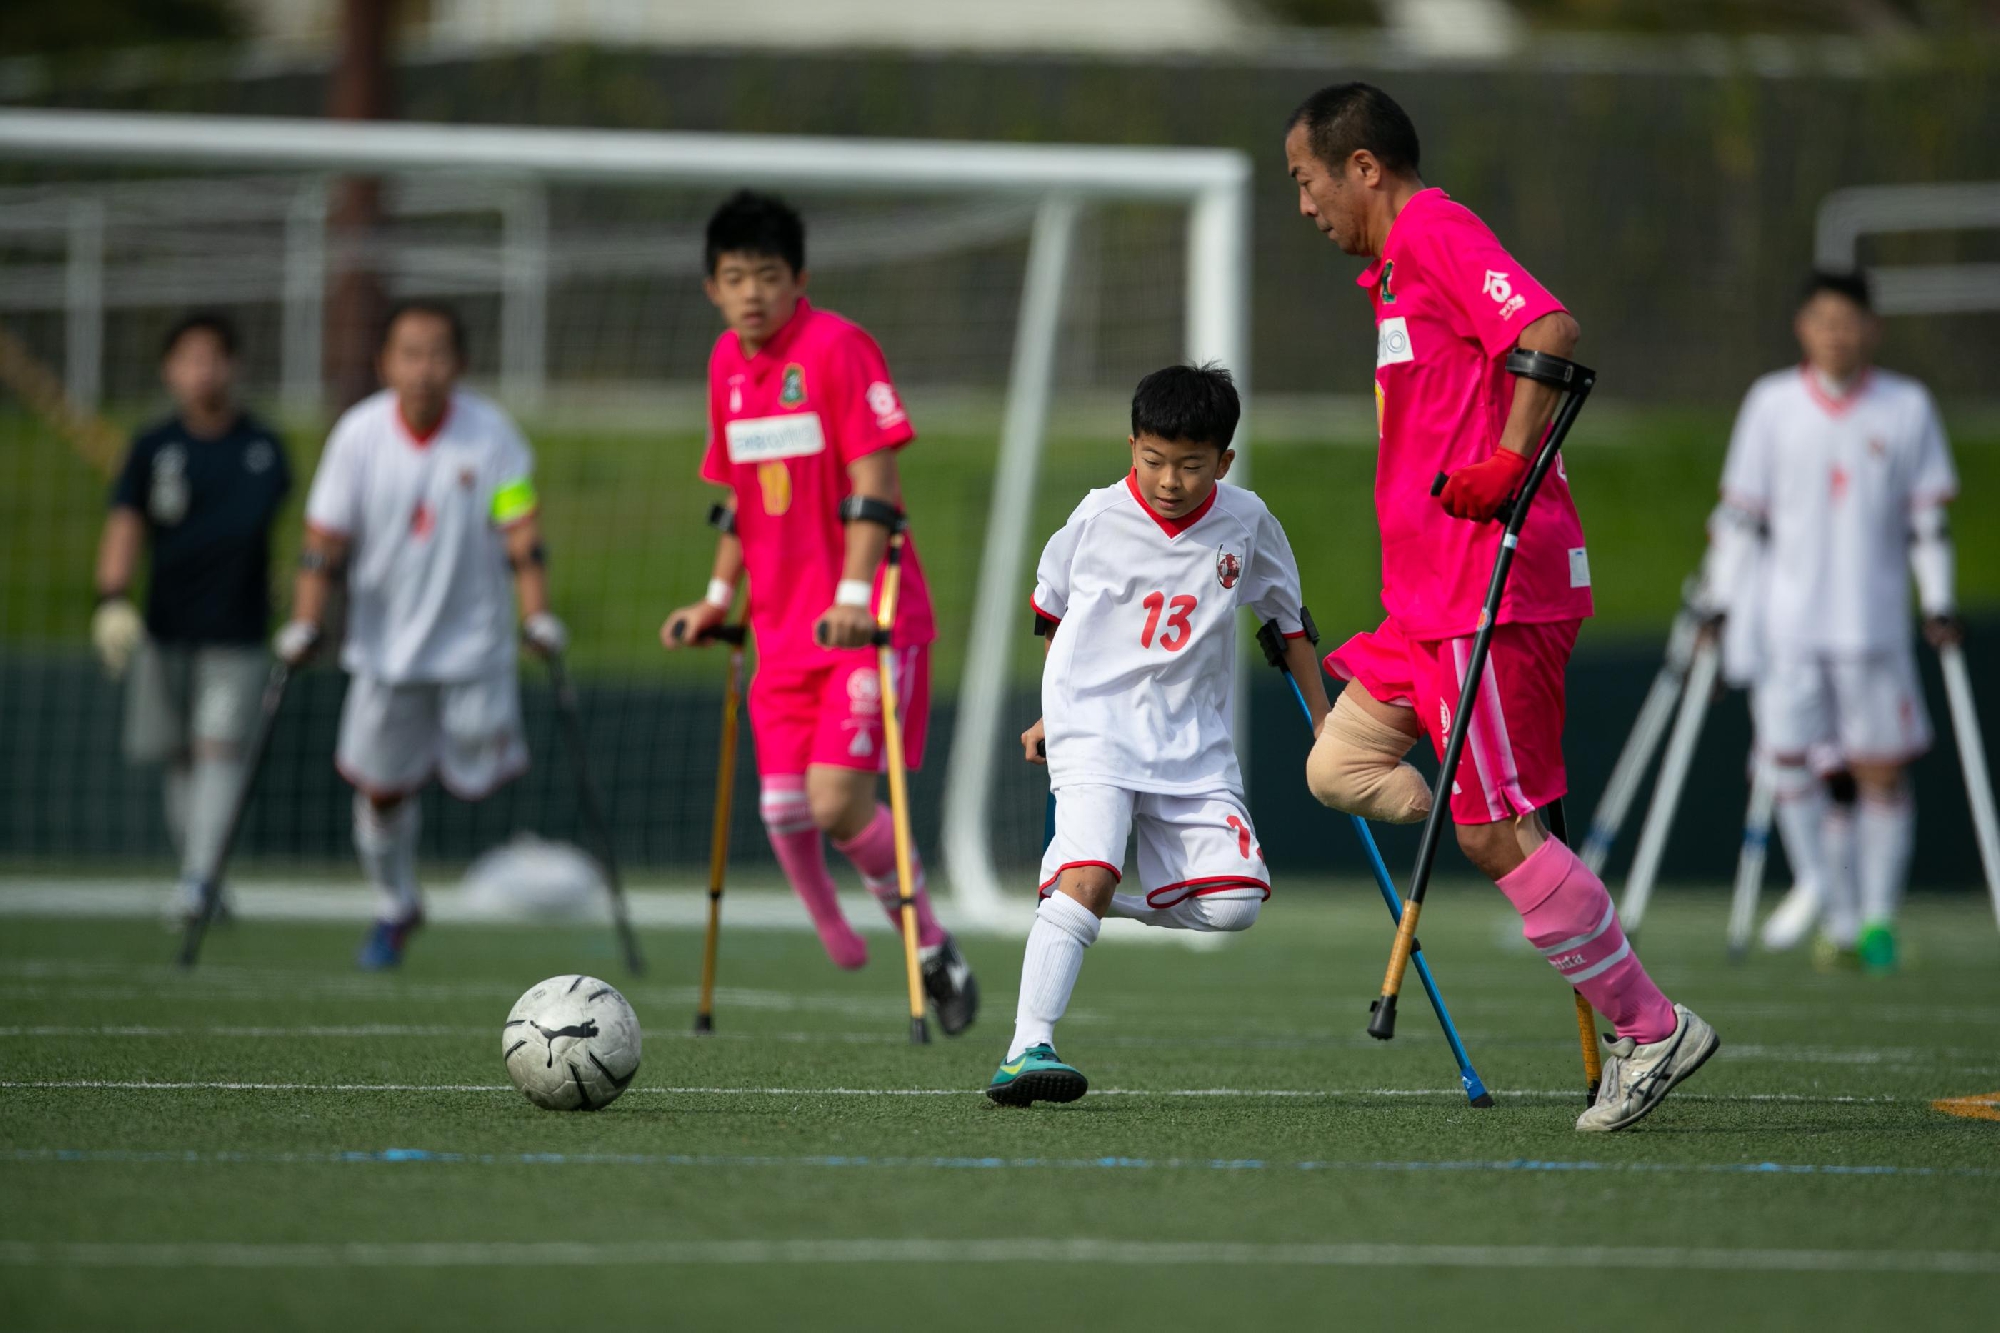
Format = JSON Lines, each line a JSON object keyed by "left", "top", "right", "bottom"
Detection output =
{"left": 835, "top": 579, "right": 873, "bottom": 609}
{"left": 704, "top": 579, "right": 735, "bottom": 609}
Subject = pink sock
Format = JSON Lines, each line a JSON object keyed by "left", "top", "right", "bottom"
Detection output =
{"left": 1498, "top": 837, "right": 1676, "bottom": 1045}
{"left": 834, "top": 804, "right": 946, "bottom": 949}
{"left": 760, "top": 778, "right": 866, "bottom": 970}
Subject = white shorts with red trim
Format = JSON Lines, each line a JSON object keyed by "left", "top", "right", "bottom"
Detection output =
{"left": 1753, "top": 650, "right": 1932, "bottom": 767}
{"left": 336, "top": 667, "right": 528, "bottom": 801}
{"left": 1039, "top": 782, "right": 1270, "bottom": 906}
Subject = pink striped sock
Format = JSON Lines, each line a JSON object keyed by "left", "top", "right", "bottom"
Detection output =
{"left": 1498, "top": 837, "right": 1676, "bottom": 1045}
{"left": 760, "top": 777, "right": 867, "bottom": 970}
{"left": 834, "top": 804, "right": 947, "bottom": 949}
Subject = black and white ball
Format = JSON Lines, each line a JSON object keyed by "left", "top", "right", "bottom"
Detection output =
{"left": 502, "top": 975, "right": 642, "bottom": 1111}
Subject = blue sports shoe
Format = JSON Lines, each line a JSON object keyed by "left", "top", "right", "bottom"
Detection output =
{"left": 985, "top": 1043, "right": 1087, "bottom": 1107}
{"left": 357, "top": 912, "right": 423, "bottom": 970}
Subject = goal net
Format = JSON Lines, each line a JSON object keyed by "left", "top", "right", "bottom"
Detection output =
{"left": 0, "top": 109, "right": 1249, "bottom": 927}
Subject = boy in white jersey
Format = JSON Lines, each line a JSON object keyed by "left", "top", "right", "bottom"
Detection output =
{"left": 1697, "top": 270, "right": 1959, "bottom": 971}
{"left": 986, "top": 364, "right": 1329, "bottom": 1106}
{"left": 275, "top": 301, "right": 567, "bottom": 969}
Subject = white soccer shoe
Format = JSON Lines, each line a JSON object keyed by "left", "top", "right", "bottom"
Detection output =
{"left": 1759, "top": 878, "right": 1822, "bottom": 952}
{"left": 1575, "top": 1004, "right": 1720, "bottom": 1133}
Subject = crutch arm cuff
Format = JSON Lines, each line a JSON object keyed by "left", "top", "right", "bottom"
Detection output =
{"left": 1505, "top": 349, "right": 1596, "bottom": 393}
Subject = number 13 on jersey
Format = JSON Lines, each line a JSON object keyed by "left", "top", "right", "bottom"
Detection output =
{"left": 1139, "top": 591, "right": 1197, "bottom": 651}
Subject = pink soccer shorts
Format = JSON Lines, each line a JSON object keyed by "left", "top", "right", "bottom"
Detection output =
{"left": 747, "top": 644, "right": 930, "bottom": 778}
{"left": 1326, "top": 617, "right": 1580, "bottom": 826}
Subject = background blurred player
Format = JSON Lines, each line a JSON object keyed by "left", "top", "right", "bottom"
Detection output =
{"left": 1284, "top": 82, "right": 1716, "bottom": 1131}
{"left": 1697, "top": 269, "right": 1959, "bottom": 972}
{"left": 989, "top": 363, "right": 1323, "bottom": 1105}
{"left": 275, "top": 300, "right": 567, "bottom": 969}
{"left": 92, "top": 312, "right": 290, "bottom": 926}
{"left": 661, "top": 190, "right": 978, "bottom": 1034}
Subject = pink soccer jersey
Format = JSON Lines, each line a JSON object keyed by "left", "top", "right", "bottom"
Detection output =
{"left": 699, "top": 298, "right": 936, "bottom": 663}
{"left": 1359, "top": 188, "right": 1593, "bottom": 640}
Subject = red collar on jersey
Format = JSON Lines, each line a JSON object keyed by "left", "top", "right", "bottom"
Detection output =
{"left": 1126, "top": 470, "right": 1218, "bottom": 538}
{"left": 734, "top": 297, "right": 813, "bottom": 371}
{"left": 1798, "top": 363, "right": 1872, "bottom": 418}
{"left": 397, "top": 396, "right": 452, "bottom": 448}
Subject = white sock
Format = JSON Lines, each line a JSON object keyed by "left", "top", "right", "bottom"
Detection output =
{"left": 181, "top": 752, "right": 244, "bottom": 884}
{"left": 1771, "top": 765, "right": 1827, "bottom": 900}
{"left": 1822, "top": 801, "right": 1861, "bottom": 947}
{"left": 353, "top": 793, "right": 421, "bottom": 922}
{"left": 162, "top": 764, "right": 191, "bottom": 858}
{"left": 1007, "top": 892, "right": 1100, "bottom": 1060}
{"left": 1857, "top": 788, "right": 1914, "bottom": 926}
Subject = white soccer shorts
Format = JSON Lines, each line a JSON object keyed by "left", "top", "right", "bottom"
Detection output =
{"left": 1039, "top": 782, "right": 1271, "bottom": 905}
{"left": 124, "top": 643, "right": 266, "bottom": 764}
{"left": 335, "top": 667, "right": 528, "bottom": 800}
{"left": 1753, "top": 650, "right": 1932, "bottom": 767}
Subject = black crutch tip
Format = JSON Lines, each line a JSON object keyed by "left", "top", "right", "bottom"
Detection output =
{"left": 1470, "top": 1093, "right": 1496, "bottom": 1109}
{"left": 909, "top": 1017, "right": 931, "bottom": 1046}
{"left": 692, "top": 1013, "right": 714, "bottom": 1035}
{"left": 1367, "top": 994, "right": 1399, "bottom": 1040}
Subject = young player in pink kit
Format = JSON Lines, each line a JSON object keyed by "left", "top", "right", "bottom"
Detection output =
{"left": 1285, "top": 84, "right": 1717, "bottom": 1131}
{"left": 662, "top": 191, "right": 977, "bottom": 1035}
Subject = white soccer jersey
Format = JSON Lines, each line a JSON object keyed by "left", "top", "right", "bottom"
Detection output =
{"left": 304, "top": 389, "right": 537, "bottom": 684}
{"left": 1720, "top": 367, "right": 1957, "bottom": 656}
{"left": 1033, "top": 475, "right": 1305, "bottom": 796}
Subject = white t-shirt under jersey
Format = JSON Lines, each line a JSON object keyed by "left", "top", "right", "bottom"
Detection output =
{"left": 304, "top": 389, "right": 536, "bottom": 684}
{"left": 1033, "top": 474, "right": 1305, "bottom": 797}
{"left": 1721, "top": 366, "right": 1957, "bottom": 657}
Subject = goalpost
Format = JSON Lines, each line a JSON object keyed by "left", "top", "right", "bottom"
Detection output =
{"left": 0, "top": 109, "right": 1250, "bottom": 928}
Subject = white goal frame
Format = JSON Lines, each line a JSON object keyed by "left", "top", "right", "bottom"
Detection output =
{"left": 0, "top": 109, "right": 1251, "bottom": 928}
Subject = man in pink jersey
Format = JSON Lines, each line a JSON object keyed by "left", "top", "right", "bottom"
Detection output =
{"left": 662, "top": 191, "right": 977, "bottom": 1035}
{"left": 1285, "top": 84, "right": 1716, "bottom": 1131}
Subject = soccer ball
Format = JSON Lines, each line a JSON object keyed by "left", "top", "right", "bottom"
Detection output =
{"left": 502, "top": 975, "right": 642, "bottom": 1111}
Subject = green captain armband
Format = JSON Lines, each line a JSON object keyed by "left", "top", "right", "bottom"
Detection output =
{"left": 492, "top": 477, "right": 539, "bottom": 526}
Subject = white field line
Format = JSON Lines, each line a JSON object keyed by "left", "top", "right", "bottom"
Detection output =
{"left": 0, "top": 1238, "right": 1993, "bottom": 1273}
{"left": 0, "top": 1080, "right": 1916, "bottom": 1104}
{"left": 0, "top": 1022, "right": 1994, "bottom": 1073}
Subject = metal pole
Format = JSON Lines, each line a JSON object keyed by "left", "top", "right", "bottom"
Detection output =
{"left": 65, "top": 199, "right": 103, "bottom": 412}
{"left": 501, "top": 181, "right": 547, "bottom": 411}
{"left": 940, "top": 195, "right": 1077, "bottom": 928}
{"left": 283, "top": 182, "right": 327, "bottom": 418}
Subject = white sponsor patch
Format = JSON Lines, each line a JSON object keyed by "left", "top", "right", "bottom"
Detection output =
{"left": 1376, "top": 316, "right": 1414, "bottom": 367}
{"left": 1569, "top": 547, "right": 1592, "bottom": 589}
{"left": 724, "top": 413, "right": 826, "bottom": 465}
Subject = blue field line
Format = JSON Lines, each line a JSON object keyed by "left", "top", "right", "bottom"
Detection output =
{"left": 8, "top": 1148, "right": 1993, "bottom": 1180}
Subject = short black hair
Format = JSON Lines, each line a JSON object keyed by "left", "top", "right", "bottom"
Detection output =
{"left": 1799, "top": 268, "right": 1872, "bottom": 313}
{"left": 161, "top": 310, "right": 239, "bottom": 360}
{"left": 1131, "top": 363, "right": 1241, "bottom": 450}
{"left": 705, "top": 189, "right": 806, "bottom": 276}
{"left": 380, "top": 299, "right": 468, "bottom": 358}
{"left": 1288, "top": 82, "right": 1421, "bottom": 177}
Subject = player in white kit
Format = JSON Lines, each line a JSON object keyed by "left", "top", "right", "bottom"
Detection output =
{"left": 986, "top": 364, "right": 1330, "bottom": 1106}
{"left": 1698, "top": 271, "right": 1959, "bottom": 972}
{"left": 275, "top": 301, "right": 568, "bottom": 968}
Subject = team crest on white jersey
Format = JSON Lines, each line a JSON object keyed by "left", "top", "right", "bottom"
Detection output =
{"left": 1216, "top": 548, "right": 1242, "bottom": 589}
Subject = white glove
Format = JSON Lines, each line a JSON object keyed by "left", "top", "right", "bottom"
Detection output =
{"left": 272, "top": 619, "right": 321, "bottom": 666}
{"left": 91, "top": 597, "right": 145, "bottom": 679}
{"left": 522, "top": 611, "right": 568, "bottom": 658}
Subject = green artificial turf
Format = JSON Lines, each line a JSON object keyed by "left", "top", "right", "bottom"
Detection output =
{"left": 1, "top": 891, "right": 1996, "bottom": 1331}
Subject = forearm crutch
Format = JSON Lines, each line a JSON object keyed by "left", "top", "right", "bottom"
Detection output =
{"left": 870, "top": 526, "right": 931, "bottom": 1044}
{"left": 1368, "top": 349, "right": 1596, "bottom": 1041}
{"left": 178, "top": 661, "right": 292, "bottom": 968}
{"left": 689, "top": 623, "right": 747, "bottom": 1034}
{"left": 1939, "top": 642, "right": 2000, "bottom": 930}
{"left": 1542, "top": 799, "right": 1602, "bottom": 1108}
{"left": 1580, "top": 598, "right": 1704, "bottom": 876}
{"left": 1617, "top": 635, "right": 1720, "bottom": 936}
{"left": 545, "top": 650, "right": 646, "bottom": 977}
{"left": 1256, "top": 618, "right": 1493, "bottom": 1108}
{"left": 1725, "top": 762, "right": 1777, "bottom": 962}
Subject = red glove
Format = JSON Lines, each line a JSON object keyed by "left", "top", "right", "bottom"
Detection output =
{"left": 1438, "top": 448, "right": 1528, "bottom": 522}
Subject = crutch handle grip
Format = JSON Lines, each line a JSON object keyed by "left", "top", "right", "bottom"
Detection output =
{"left": 702, "top": 625, "right": 747, "bottom": 646}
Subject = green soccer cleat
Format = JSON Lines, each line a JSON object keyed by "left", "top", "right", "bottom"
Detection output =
{"left": 985, "top": 1044, "right": 1087, "bottom": 1107}
{"left": 1856, "top": 921, "right": 1898, "bottom": 974}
